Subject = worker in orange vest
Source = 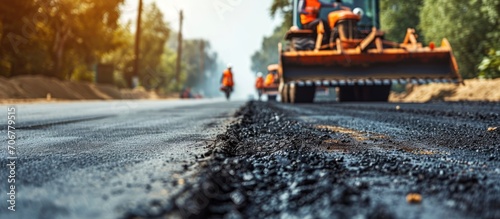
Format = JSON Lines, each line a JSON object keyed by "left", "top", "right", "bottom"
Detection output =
{"left": 264, "top": 71, "right": 278, "bottom": 87}
{"left": 221, "top": 64, "right": 234, "bottom": 88}
{"left": 255, "top": 72, "right": 264, "bottom": 100}
{"left": 220, "top": 64, "right": 234, "bottom": 99}
{"left": 299, "top": 0, "right": 348, "bottom": 30}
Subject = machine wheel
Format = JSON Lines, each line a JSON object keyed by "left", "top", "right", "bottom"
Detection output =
{"left": 290, "top": 85, "right": 315, "bottom": 103}
{"left": 338, "top": 85, "right": 391, "bottom": 102}
{"left": 281, "top": 84, "right": 290, "bottom": 103}
{"left": 338, "top": 86, "right": 357, "bottom": 102}
{"left": 268, "top": 95, "right": 277, "bottom": 102}
{"left": 366, "top": 85, "right": 391, "bottom": 101}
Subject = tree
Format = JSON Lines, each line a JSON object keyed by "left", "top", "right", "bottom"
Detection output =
{"left": 478, "top": 50, "right": 500, "bottom": 79}
{"left": 476, "top": 0, "right": 500, "bottom": 78}
{"left": 380, "top": 0, "right": 423, "bottom": 42}
{"left": 64, "top": 0, "right": 125, "bottom": 80}
{"left": 250, "top": 0, "right": 292, "bottom": 76}
{"left": 0, "top": 0, "right": 223, "bottom": 94}
{"left": 0, "top": 0, "right": 124, "bottom": 80}
{"left": 133, "top": 2, "right": 170, "bottom": 90}
{"left": 181, "top": 39, "right": 217, "bottom": 89}
{"left": 420, "top": 0, "right": 500, "bottom": 78}
{"left": 0, "top": 0, "right": 49, "bottom": 77}
{"left": 100, "top": 21, "right": 135, "bottom": 88}
{"left": 251, "top": 25, "right": 288, "bottom": 74}
{"left": 97, "top": 4, "right": 222, "bottom": 95}
{"left": 270, "top": 0, "right": 293, "bottom": 28}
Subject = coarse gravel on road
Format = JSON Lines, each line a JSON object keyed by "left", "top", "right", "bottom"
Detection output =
{"left": 168, "top": 101, "right": 500, "bottom": 219}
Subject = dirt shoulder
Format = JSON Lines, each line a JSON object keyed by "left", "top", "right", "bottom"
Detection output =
{"left": 390, "top": 78, "right": 500, "bottom": 102}
{"left": 0, "top": 75, "right": 170, "bottom": 103}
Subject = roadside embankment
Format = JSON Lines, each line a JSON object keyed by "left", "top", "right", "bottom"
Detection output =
{"left": 390, "top": 79, "right": 500, "bottom": 102}
{"left": 0, "top": 75, "right": 165, "bottom": 103}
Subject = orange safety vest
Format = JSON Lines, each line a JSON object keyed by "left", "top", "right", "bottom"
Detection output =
{"left": 255, "top": 77, "right": 264, "bottom": 89}
{"left": 264, "top": 74, "right": 275, "bottom": 86}
{"left": 300, "top": 0, "right": 322, "bottom": 25}
{"left": 222, "top": 69, "right": 234, "bottom": 87}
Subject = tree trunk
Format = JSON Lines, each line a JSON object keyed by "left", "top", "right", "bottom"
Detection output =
{"left": 52, "top": 23, "right": 71, "bottom": 79}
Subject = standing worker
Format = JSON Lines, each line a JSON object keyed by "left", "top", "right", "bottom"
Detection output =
{"left": 220, "top": 64, "right": 234, "bottom": 100}
{"left": 264, "top": 69, "right": 279, "bottom": 101}
{"left": 264, "top": 70, "right": 277, "bottom": 87}
{"left": 255, "top": 72, "right": 264, "bottom": 101}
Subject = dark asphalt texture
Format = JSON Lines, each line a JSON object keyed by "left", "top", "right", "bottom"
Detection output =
{"left": 0, "top": 100, "right": 243, "bottom": 219}
{"left": 170, "top": 101, "right": 500, "bottom": 219}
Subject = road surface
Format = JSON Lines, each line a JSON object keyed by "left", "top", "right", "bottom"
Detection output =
{"left": 1, "top": 100, "right": 500, "bottom": 219}
{"left": 171, "top": 101, "right": 500, "bottom": 219}
{"left": 0, "top": 99, "right": 243, "bottom": 219}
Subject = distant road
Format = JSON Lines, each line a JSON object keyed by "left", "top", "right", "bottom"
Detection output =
{"left": 0, "top": 99, "right": 244, "bottom": 219}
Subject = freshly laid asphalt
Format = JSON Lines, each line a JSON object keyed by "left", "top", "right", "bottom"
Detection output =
{"left": 1, "top": 99, "right": 499, "bottom": 219}
{"left": 171, "top": 101, "right": 500, "bottom": 219}
{"left": 0, "top": 99, "right": 243, "bottom": 219}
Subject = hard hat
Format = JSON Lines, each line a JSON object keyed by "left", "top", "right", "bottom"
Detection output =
{"left": 353, "top": 8, "right": 364, "bottom": 17}
{"left": 257, "top": 72, "right": 263, "bottom": 77}
{"left": 227, "top": 63, "right": 232, "bottom": 69}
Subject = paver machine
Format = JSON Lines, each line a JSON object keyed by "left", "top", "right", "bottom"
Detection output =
{"left": 279, "top": 0, "right": 461, "bottom": 103}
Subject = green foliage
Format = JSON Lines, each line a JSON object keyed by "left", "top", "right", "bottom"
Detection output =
{"left": 70, "top": 65, "right": 95, "bottom": 82}
{"left": 100, "top": 22, "right": 135, "bottom": 87}
{"left": 270, "top": 0, "right": 293, "bottom": 27}
{"left": 0, "top": 0, "right": 124, "bottom": 79}
{"left": 181, "top": 39, "right": 218, "bottom": 88}
{"left": 158, "top": 48, "right": 182, "bottom": 92}
{"left": 270, "top": 0, "right": 291, "bottom": 17}
{"left": 257, "top": 0, "right": 500, "bottom": 79}
{"left": 251, "top": 26, "right": 288, "bottom": 74}
{"left": 478, "top": 50, "right": 500, "bottom": 79}
{"left": 0, "top": 0, "right": 41, "bottom": 76}
{"left": 0, "top": 1, "right": 221, "bottom": 95}
{"left": 250, "top": 0, "right": 293, "bottom": 75}
{"left": 380, "top": 0, "right": 423, "bottom": 42}
{"left": 420, "top": 0, "right": 500, "bottom": 79}
{"left": 95, "top": 2, "right": 220, "bottom": 94}
{"left": 135, "top": 3, "right": 170, "bottom": 90}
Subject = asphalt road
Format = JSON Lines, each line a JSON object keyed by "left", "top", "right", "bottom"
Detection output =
{"left": 1, "top": 100, "right": 499, "bottom": 219}
{"left": 172, "top": 101, "right": 500, "bottom": 219}
{"left": 0, "top": 99, "right": 244, "bottom": 219}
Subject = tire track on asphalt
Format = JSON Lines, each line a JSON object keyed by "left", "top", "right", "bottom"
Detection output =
{"left": 15, "top": 115, "right": 115, "bottom": 130}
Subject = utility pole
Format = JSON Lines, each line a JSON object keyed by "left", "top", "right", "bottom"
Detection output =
{"left": 132, "top": 0, "right": 143, "bottom": 88}
{"left": 175, "top": 10, "right": 183, "bottom": 88}
{"left": 200, "top": 40, "right": 205, "bottom": 78}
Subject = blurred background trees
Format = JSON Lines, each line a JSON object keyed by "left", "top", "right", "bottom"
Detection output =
{"left": 250, "top": 26, "right": 288, "bottom": 75}
{"left": 250, "top": 0, "right": 292, "bottom": 75}
{"left": 419, "top": 0, "right": 500, "bottom": 79}
{"left": 0, "top": 0, "right": 125, "bottom": 79}
{"left": 1, "top": 0, "right": 497, "bottom": 94}
{"left": 0, "top": 0, "right": 222, "bottom": 95}
{"left": 380, "top": 0, "right": 423, "bottom": 42}
{"left": 252, "top": 0, "right": 500, "bottom": 79}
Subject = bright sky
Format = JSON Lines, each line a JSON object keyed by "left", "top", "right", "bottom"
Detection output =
{"left": 121, "top": 0, "right": 283, "bottom": 98}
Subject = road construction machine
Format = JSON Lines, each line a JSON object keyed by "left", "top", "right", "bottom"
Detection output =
{"left": 262, "top": 64, "right": 280, "bottom": 101}
{"left": 279, "top": 0, "right": 461, "bottom": 103}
